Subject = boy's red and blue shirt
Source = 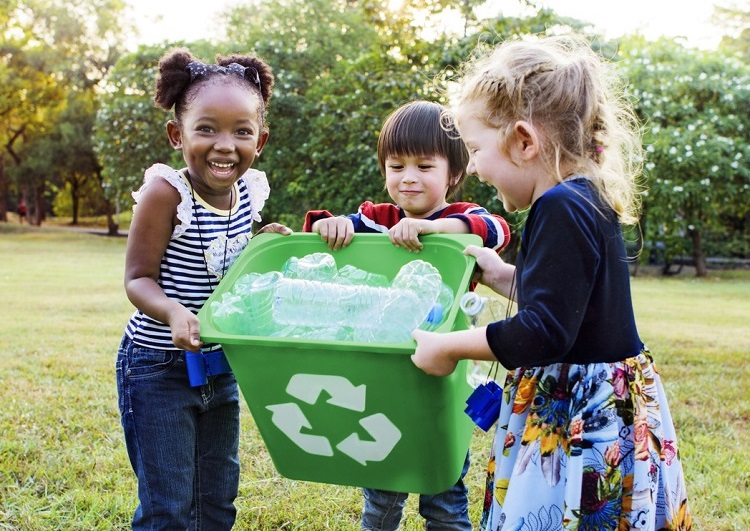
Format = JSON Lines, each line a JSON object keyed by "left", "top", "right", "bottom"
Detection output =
{"left": 303, "top": 201, "right": 511, "bottom": 252}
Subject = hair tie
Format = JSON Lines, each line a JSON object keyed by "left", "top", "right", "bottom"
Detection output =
{"left": 186, "top": 61, "right": 262, "bottom": 92}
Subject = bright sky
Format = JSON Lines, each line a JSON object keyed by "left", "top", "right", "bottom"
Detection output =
{"left": 124, "top": 0, "right": 721, "bottom": 51}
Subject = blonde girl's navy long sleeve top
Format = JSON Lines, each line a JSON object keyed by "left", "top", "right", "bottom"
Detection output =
{"left": 487, "top": 177, "right": 644, "bottom": 370}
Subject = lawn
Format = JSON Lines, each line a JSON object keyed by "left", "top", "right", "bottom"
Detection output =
{"left": 0, "top": 223, "right": 748, "bottom": 530}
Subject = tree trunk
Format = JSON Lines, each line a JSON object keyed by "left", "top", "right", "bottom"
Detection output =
{"left": 33, "top": 183, "right": 45, "bottom": 226}
{"left": 0, "top": 160, "right": 7, "bottom": 222}
{"left": 689, "top": 227, "right": 707, "bottom": 277}
{"left": 95, "top": 167, "right": 119, "bottom": 236}
{"left": 71, "top": 177, "right": 80, "bottom": 225}
{"left": 104, "top": 197, "right": 119, "bottom": 236}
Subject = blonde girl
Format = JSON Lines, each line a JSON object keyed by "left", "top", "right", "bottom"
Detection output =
{"left": 412, "top": 35, "right": 691, "bottom": 530}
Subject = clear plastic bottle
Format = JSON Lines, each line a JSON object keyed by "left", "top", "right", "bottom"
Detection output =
{"left": 336, "top": 264, "right": 389, "bottom": 287}
{"left": 281, "top": 252, "right": 338, "bottom": 281}
{"left": 420, "top": 283, "right": 455, "bottom": 331}
{"left": 271, "top": 277, "right": 382, "bottom": 327}
{"left": 270, "top": 260, "right": 442, "bottom": 343}
{"left": 221, "top": 271, "right": 280, "bottom": 336}
{"left": 373, "top": 260, "right": 442, "bottom": 342}
{"left": 210, "top": 292, "right": 246, "bottom": 335}
{"left": 460, "top": 291, "right": 504, "bottom": 387}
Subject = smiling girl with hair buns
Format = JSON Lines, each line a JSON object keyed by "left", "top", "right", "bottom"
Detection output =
{"left": 117, "top": 47, "right": 290, "bottom": 529}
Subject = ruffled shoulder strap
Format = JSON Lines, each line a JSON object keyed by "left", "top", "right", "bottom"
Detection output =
{"left": 132, "top": 163, "right": 194, "bottom": 239}
{"left": 240, "top": 168, "right": 270, "bottom": 223}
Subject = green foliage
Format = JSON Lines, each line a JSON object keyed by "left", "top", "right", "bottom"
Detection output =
{"left": 1, "top": 0, "right": 128, "bottom": 223}
{"left": 24, "top": 0, "right": 748, "bottom": 265}
{"left": 714, "top": 1, "right": 750, "bottom": 58}
{"left": 218, "top": 0, "right": 574, "bottom": 230}
{"left": 619, "top": 37, "right": 750, "bottom": 266}
{"left": 93, "top": 45, "right": 177, "bottom": 209}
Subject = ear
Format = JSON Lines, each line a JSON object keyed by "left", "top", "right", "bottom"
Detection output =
{"left": 449, "top": 171, "right": 463, "bottom": 189}
{"left": 254, "top": 129, "right": 270, "bottom": 157}
{"left": 512, "top": 120, "right": 539, "bottom": 161}
{"left": 166, "top": 120, "right": 183, "bottom": 150}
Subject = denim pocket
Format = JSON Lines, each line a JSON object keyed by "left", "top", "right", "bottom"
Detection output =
{"left": 126, "top": 346, "right": 178, "bottom": 379}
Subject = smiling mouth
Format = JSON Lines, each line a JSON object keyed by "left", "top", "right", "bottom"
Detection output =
{"left": 210, "top": 161, "right": 235, "bottom": 175}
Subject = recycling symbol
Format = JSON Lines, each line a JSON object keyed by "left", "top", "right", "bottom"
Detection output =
{"left": 266, "top": 374, "right": 402, "bottom": 465}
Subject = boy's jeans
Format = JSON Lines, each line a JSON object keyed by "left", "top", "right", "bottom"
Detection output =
{"left": 361, "top": 452, "right": 472, "bottom": 530}
{"left": 116, "top": 336, "right": 240, "bottom": 530}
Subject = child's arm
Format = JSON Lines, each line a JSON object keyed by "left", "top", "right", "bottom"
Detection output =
{"left": 388, "top": 217, "right": 468, "bottom": 252}
{"left": 410, "top": 327, "right": 498, "bottom": 376}
{"left": 389, "top": 203, "right": 510, "bottom": 253}
{"left": 310, "top": 216, "right": 356, "bottom": 251}
{"left": 256, "top": 222, "right": 293, "bottom": 236}
{"left": 124, "top": 177, "right": 202, "bottom": 352}
{"left": 464, "top": 245, "right": 517, "bottom": 301}
{"left": 304, "top": 209, "right": 355, "bottom": 250}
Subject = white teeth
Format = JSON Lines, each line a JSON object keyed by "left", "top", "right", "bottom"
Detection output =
{"left": 212, "top": 162, "right": 233, "bottom": 168}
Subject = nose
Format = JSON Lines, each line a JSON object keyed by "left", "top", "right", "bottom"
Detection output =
{"left": 466, "top": 158, "right": 477, "bottom": 176}
{"left": 214, "top": 132, "right": 235, "bottom": 152}
{"left": 402, "top": 167, "right": 419, "bottom": 183}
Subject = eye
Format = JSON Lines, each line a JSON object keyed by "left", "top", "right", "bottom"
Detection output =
{"left": 236, "top": 128, "right": 253, "bottom": 136}
{"left": 389, "top": 163, "right": 404, "bottom": 170}
{"left": 198, "top": 125, "right": 214, "bottom": 134}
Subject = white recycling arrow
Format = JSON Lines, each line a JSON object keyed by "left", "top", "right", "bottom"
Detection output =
{"left": 266, "top": 402, "right": 333, "bottom": 456}
{"left": 337, "top": 413, "right": 402, "bottom": 466}
{"left": 286, "top": 374, "right": 366, "bottom": 412}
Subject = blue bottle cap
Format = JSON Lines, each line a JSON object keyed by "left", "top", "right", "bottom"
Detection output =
{"left": 426, "top": 303, "right": 444, "bottom": 325}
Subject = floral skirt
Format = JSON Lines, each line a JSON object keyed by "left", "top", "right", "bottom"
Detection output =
{"left": 480, "top": 351, "right": 691, "bottom": 531}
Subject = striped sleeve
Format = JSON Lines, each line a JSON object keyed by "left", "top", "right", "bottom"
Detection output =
{"left": 444, "top": 202, "right": 511, "bottom": 252}
{"left": 303, "top": 202, "right": 403, "bottom": 234}
{"left": 302, "top": 209, "right": 334, "bottom": 232}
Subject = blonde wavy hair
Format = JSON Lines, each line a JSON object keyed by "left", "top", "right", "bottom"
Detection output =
{"left": 452, "top": 34, "right": 643, "bottom": 225}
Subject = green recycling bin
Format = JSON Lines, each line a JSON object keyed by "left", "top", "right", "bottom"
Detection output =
{"left": 198, "top": 232, "right": 480, "bottom": 494}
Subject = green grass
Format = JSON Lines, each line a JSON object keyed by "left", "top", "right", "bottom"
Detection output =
{"left": 1, "top": 223, "right": 748, "bottom": 530}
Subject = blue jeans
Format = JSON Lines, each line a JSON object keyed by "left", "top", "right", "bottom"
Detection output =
{"left": 361, "top": 452, "right": 472, "bottom": 530}
{"left": 116, "top": 336, "right": 240, "bottom": 530}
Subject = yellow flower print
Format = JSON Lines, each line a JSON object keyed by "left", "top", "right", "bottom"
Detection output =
{"left": 521, "top": 417, "right": 542, "bottom": 444}
{"left": 513, "top": 375, "right": 538, "bottom": 414}
{"left": 541, "top": 428, "right": 562, "bottom": 456}
{"left": 495, "top": 477, "right": 510, "bottom": 506}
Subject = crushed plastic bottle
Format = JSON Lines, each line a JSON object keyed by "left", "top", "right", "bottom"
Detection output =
{"left": 213, "top": 272, "right": 280, "bottom": 336}
{"left": 210, "top": 292, "right": 247, "bottom": 334}
{"left": 460, "top": 291, "right": 505, "bottom": 387}
{"left": 281, "top": 252, "right": 338, "bottom": 281}
{"left": 210, "top": 253, "right": 446, "bottom": 343}
{"left": 336, "top": 264, "right": 389, "bottom": 287}
{"left": 421, "top": 282, "right": 455, "bottom": 331}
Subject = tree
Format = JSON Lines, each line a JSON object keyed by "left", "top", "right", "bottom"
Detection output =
{"left": 94, "top": 45, "right": 180, "bottom": 233}
{"left": 220, "top": 0, "right": 588, "bottom": 230}
{"left": 714, "top": 1, "right": 750, "bottom": 58}
{"left": 620, "top": 37, "right": 750, "bottom": 276}
{"left": 0, "top": 0, "right": 127, "bottom": 225}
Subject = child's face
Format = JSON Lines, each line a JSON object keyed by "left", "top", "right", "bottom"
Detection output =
{"left": 457, "top": 108, "right": 534, "bottom": 213}
{"left": 384, "top": 154, "right": 452, "bottom": 218}
{"left": 168, "top": 82, "right": 268, "bottom": 196}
